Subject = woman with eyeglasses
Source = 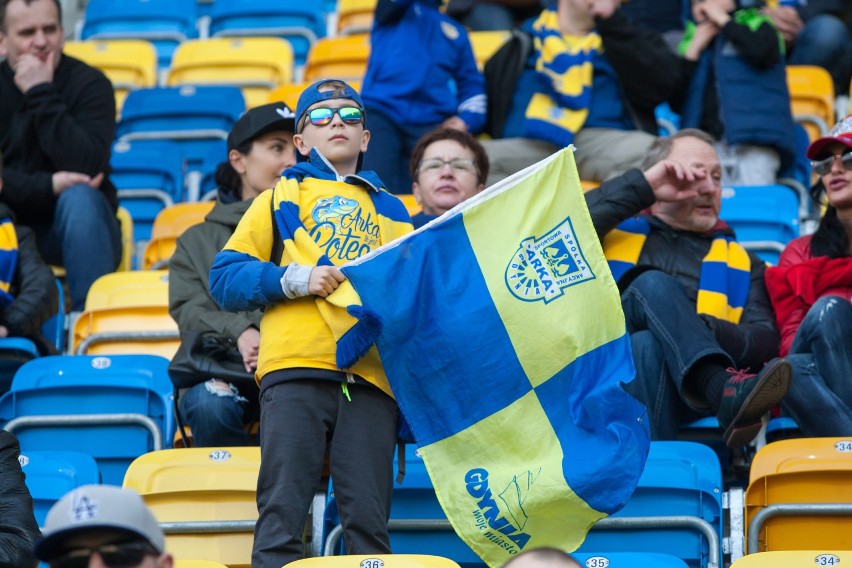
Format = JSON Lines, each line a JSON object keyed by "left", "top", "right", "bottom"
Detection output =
{"left": 764, "top": 114, "right": 852, "bottom": 437}
{"left": 408, "top": 128, "right": 490, "bottom": 229}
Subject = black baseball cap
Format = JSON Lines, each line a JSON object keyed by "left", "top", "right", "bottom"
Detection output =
{"left": 227, "top": 102, "right": 296, "bottom": 151}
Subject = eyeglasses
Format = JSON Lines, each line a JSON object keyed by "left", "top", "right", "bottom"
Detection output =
{"left": 417, "top": 158, "right": 479, "bottom": 176}
{"left": 811, "top": 150, "right": 852, "bottom": 176}
{"left": 49, "top": 542, "right": 157, "bottom": 568}
{"left": 300, "top": 106, "right": 363, "bottom": 130}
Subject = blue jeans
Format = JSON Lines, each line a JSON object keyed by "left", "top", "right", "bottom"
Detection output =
{"left": 781, "top": 296, "right": 852, "bottom": 437}
{"left": 789, "top": 14, "right": 852, "bottom": 94}
{"left": 32, "top": 184, "right": 121, "bottom": 311}
{"left": 361, "top": 107, "right": 435, "bottom": 195}
{"left": 621, "top": 271, "right": 734, "bottom": 440}
{"left": 179, "top": 380, "right": 259, "bottom": 447}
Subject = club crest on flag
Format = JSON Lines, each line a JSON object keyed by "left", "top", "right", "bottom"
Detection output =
{"left": 505, "top": 217, "right": 595, "bottom": 303}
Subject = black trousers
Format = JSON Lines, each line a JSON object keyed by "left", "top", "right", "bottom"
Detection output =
{"left": 251, "top": 379, "right": 399, "bottom": 567}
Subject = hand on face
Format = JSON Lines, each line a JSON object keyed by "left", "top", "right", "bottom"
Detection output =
{"left": 644, "top": 159, "right": 704, "bottom": 203}
{"left": 11, "top": 50, "right": 55, "bottom": 92}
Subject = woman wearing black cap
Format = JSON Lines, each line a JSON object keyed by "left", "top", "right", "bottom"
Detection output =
{"left": 764, "top": 114, "right": 852, "bottom": 437}
{"left": 168, "top": 102, "right": 297, "bottom": 447}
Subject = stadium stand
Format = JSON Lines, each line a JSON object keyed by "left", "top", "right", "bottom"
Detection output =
{"left": 0, "top": 354, "right": 176, "bottom": 485}
{"left": 335, "top": 0, "right": 376, "bottom": 36}
{"left": 303, "top": 35, "right": 370, "bottom": 84}
{"left": 18, "top": 449, "right": 100, "bottom": 526}
{"left": 123, "top": 447, "right": 262, "bottom": 568}
{"left": 71, "top": 270, "right": 179, "bottom": 358}
{"left": 720, "top": 185, "right": 801, "bottom": 265}
{"left": 744, "top": 437, "right": 852, "bottom": 553}
{"left": 62, "top": 39, "right": 158, "bottom": 118}
{"left": 730, "top": 550, "right": 851, "bottom": 567}
{"left": 142, "top": 201, "right": 215, "bottom": 270}
{"left": 786, "top": 65, "right": 836, "bottom": 143}
{"left": 206, "top": 0, "right": 326, "bottom": 71}
{"left": 268, "top": 81, "right": 306, "bottom": 109}
{"left": 77, "top": 0, "right": 200, "bottom": 72}
{"left": 289, "top": 555, "right": 462, "bottom": 568}
{"left": 175, "top": 561, "right": 230, "bottom": 568}
{"left": 166, "top": 37, "right": 294, "bottom": 109}
{"left": 117, "top": 206, "right": 136, "bottom": 272}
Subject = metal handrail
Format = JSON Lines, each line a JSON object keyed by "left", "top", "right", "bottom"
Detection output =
{"left": 747, "top": 503, "right": 852, "bottom": 554}
{"left": 5, "top": 413, "right": 163, "bottom": 451}
{"left": 76, "top": 330, "right": 180, "bottom": 355}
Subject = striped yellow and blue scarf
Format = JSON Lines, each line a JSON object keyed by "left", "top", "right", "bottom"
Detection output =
{"left": 524, "top": 7, "right": 601, "bottom": 147}
{"left": 0, "top": 218, "right": 17, "bottom": 308}
{"left": 602, "top": 217, "right": 751, "bottom": 323}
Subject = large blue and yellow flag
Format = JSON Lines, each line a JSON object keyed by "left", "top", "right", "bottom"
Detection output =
{"left": 333, "top": 148, "right": 650, "bottom": 566}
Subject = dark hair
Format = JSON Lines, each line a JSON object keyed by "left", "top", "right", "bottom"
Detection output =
{"left": 641, "top": 128, "right": 717, "bottom": 170}
{"left": 808, "top": 179, "right": 851, "bottom": 258}
{"left": 214, "top": 139, "right": 253, "bottom": 194}
{"left": 0, "top": 0, "right": 62, "bottom": 32}
{"left": 409, "top": 128, "right": 490, "bottom": 185}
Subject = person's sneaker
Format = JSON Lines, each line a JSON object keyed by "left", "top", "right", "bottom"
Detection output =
{"left": 717, "top": 358, "right": 792, "bottom": 448}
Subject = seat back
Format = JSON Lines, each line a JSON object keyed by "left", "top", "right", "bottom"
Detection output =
{"left": 267, "top": 81, "right": 305, "bottom": 109}
{"left": 116, "top": 206, "right": 136, "bottom": 272}
{"left": 167, "top": 37, "right": 293, "bottom": 109}
{"left": 785, "top": 65, "right": 835, "bottom": 142}
{"left": 0, "top": 354, "right": 175, "bottom": 485}
{"left": 720, "top": 185, "right": 801, "bottom": 265}
{"left": 468, "top": 31, "right": 511, "bottom": 71}
{"left": 289, "top": 555, "right": 462, "bottom": 567}
{"left": 175, "top": 561, "right": 230, "bottom": 568}
{"left": 142, "top": 201, "right": 216, "bottom": 270}
{"left": 572, "top": 552, "right": 689, "bottom": 567}
{"left": 745, "top": 438, "right": 852, "bottom": 552}
{"left": 72, "top": 270, "right": 179, "bottom": 358}
{"left": 63, "top": 39, "right": 158, "bottom": 116}
{"left": 79, "top": 0, "right": 199, "bottom": 70}
{"left": 208, "top": 0, "right": 326, "bottom": 68}
{"left": 18, "top": 449, "right": 100, "bottom": 525}
{"left": 336, "top": 0, "right": 377, "bottom": 36}
{"left": 123, "top": 447, "right": 261, "bottom": 568}
{"left": 304, "top": 35, "right": 370, "bottom": 83}
{"left": 396, "top": 194, "right": 421, "bottom": 218}
{"left": 730, "top": 550, "right": 852, "bottom": 567}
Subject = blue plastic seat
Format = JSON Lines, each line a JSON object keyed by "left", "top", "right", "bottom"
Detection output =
{"left": 0, "top": 354, "right": 176, "bottom": 485}
{"left": 18, "top": 449, "right": 100, "bottom": 526}
{"left": 573, "top": 552, "right": 689, "bottom": 567}
{"left": 79, "top": 0, "right": 199, "bottom": 70}
{"left": 116, "top": 86, "right": 242, "bottom": 202}
{"left": 207, "top": 0, "right": 327, "bottom": 68}
{"left": 721, "top": 184, "right": 801, "bottom": 265}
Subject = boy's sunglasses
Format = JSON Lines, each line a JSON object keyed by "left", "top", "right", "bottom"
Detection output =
{"left": 302, "top": 106, "right": 363, "bottom": 129}
{"left": 811, "top": 150, "right": 852, "bottom": 176}
{"left": 49, "top": 541, "right": 157, "bottom": 568}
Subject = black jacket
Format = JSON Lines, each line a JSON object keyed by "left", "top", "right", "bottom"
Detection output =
{"left": 0, "top": 54, "right": 117, "bottom": 226}
{"left": 0, "top": 430, "right": 40, "bottom": 568}
{"left": 585, "top": 169, "right": 780, "bottom": 371}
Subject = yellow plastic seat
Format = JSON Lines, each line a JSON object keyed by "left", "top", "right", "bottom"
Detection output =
{"left": 175, "top": 561, "right": 230, "bottom": 568}
{"left": 288, "top": 555, "right": 462, "bottom": 567}
{"left": 744, "top": 438, "right": 852, "bottom": 553}
{"left": 786, "top": 65, "right": 835, "bottom": 142}
{"left": 72, "top": 270, "right": 179, "bottom": 358}
{"left": 142, "top": 201, "right": 215, "bottom": 270}
{"left": 336, "top": 0, "right": 377, "bottom": 36}
{"left": 468, "top": 30, "right": 511, "bottom": 71}
{"left": 303, "top": 35, "right": 370, "bottom": 84}
{"left": 116, "top": 206, "right": 135, "bottom": 272}
{"left": 268, "top": 82, "right": 306, "bottom": 109}
{"left": 395, "top": 194, "right": 420, "bottom": 217}
{"left": 167, "top": 38, "right": 294, "bottom": 109}
{"left": 63, "top": 39, "right": 157, "bottom": 117}
{"left": 124, "top": 447, "right": 262, "bottom": 568}
{"left": 731, "top": 550, "right": 852, "bottom": 567}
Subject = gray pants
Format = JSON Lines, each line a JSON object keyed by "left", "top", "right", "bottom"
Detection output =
{"left": 483, "top": 128, "right": 658, "bottom": 187}
{"left": 251, "top": 379, "right": 399, "bottom": 567}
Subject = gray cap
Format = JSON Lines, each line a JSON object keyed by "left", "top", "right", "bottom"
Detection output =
{"left": 34, "top": 485, "right": 165, "bottom": 561}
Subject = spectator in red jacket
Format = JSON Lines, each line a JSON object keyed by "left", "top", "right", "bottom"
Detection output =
{"left": 765, "top": 115, "right": 852, "bottom": 437}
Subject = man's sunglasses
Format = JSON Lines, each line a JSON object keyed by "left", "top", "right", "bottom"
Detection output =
{"left": 301, "top": 106, "right": 363, "bottom": 130}
{"left": 811, "top": 150, "right": 852, "bottom": 176}
{"left": 49, "top": 541, "right": 157, "bottom": 568}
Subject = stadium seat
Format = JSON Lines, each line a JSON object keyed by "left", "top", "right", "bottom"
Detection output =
{"left": 572, "top": 552, "right": 689, "bottom": 567}
{"left": 468, "top": 31, "right": 510, "bottom": 71}
{"left": 207, "top": 0, "right": 326, "bottom": 70}
{"left": 744, "top": 438, "right": 852, "bottom": 553}
{"left": 167, "top": 37, "right": 294, "bottom": 109}
{"left": 63, "top": 39, "right": 157, "bottom": 117}
{"left": 290, "top": 555, "right": 461, "bottom": 567}
{"left": 123, "top": 447, "right": 262, "bottom": 568}
{"left": 303, "top": 35, "right": 370, "bottom": 84}
{"left": 110, "top": 139, "right": 185, "bottom": 260}
{"left": 335, "top": 0, "right": 376, "bottom": 36}
{"left": 396, "top": 194, "right": 421, "bottom": 218}
{"left": 175, "top": 561, "right": 230, "bottom": 568}
{"left": 786, "top": 65, "right": 835, "bottom": 142}
{"left": 730, "top": 550, "right": 851, "bottom": 567}
{"left": 71, "top": 270, "right": 179, "bottom": 358}
{"left": 764, "top": 416, "right": 803, "bottom": 443}
{"left": 720, "top": 185, "right": 801, "bottom": 265}
{"left": 142, "top": 201, "right": 216, "bottom": 270}
{"left": 78, "top": 0, "right": 199, "bottom": 71}
{"left": 0, "top": 354, "right": 176, "bottom": 485}
{"left": 18, "top": 449, "right": 100, "bottom": 526}
{"left": 268, "top": 82, "right": 306, "bottom": 109}
{"left": 116, "top": 206, "right": 136, "bottom": 272}
{"left": 116, "top": 86, "right": 244, "bottom": 201}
